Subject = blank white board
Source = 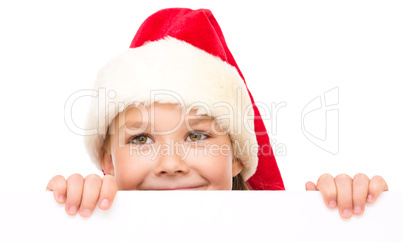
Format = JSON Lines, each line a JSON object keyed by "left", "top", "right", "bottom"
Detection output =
{"left": 0, "top": 191, "right": 400, "bottom": 242}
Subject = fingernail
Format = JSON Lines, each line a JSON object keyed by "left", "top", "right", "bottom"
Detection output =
{"left": 343, "top": 209, "right": 352, "bottom": 217}
{"left": 81, "top": 209, "right": 92, "bottom": 217}
{"left": 69, "top": 206, "right": 77, "bottom": 214}
{"left": 100, "top": 199, "right": 109, "bottom": 208}
{"left": 328, "top": 200, "right": 337, "bottom": 208}
{"left": 58, "top": 195, "right": 65, "bottom": 202}
{"left": 354, "top": 206, "right": 362, "bottom": 214}
{"left": 367, "top": 195, "right": 373, "bottom": 202}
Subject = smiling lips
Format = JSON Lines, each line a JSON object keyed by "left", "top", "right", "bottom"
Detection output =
{"left": 142, "top": 185, "right": 207, "bottom": 191}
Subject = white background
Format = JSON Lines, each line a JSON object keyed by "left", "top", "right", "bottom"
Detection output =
{"left": 0, "top": 0, "right": 401, "bottom": 192}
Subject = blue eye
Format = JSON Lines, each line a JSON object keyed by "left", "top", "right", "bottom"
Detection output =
{"left": 186, "top": 131, "right": 209, "bottom": 142}
{"left": 129, "top": 134, "right": 154, "bottom": 144}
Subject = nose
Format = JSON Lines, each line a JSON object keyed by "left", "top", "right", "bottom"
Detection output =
{"left": 154, "top": 150, "right": 190, "bottom": 176}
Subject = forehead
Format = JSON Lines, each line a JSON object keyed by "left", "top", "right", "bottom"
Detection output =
{"left": 115, "top": 103, "right": 216, "bottom": 132}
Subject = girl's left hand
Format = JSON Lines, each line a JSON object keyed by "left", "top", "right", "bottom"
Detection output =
{"left": 305, "top": 173, "right": 388, "bottom": 219}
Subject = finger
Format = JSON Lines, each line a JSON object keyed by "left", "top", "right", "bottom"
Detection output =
{"left": 305, "top": 181, "right": 317, "bottom": 191}
{"left": 367, "top": 175, "right": 389, "bottom": 203}
{"left": 352, "top": 173, "right": 369, "bottom": 215}
{"left": 46, "top": 175, "right": 67, "bottom": 204}
{"left": 334, "top": 174, "right": 353, "bottom": 219}
{"left": 79, "top": 174, "right": 102, "bottom": 217}
{"left": 65, "top": 174, "right": 84, "bottom": 216}
{"left": 98, "top": 175, "right": 118, "bottom": 210}
{"left": 316, "top": 173, "right": 337, "bottom": 209}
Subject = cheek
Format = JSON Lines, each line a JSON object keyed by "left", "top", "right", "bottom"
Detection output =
{"left": 188, "top": 147, "right": 233, "bottom": 190}
{"left": 112, "top": 146, "right": 154, "bottom": 190}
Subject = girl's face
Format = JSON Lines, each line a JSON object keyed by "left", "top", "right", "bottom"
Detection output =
{"left": 102, "top": 103, "right": 243, "bottom": 190}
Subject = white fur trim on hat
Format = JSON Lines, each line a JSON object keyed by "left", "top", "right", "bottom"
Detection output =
{"left": 84, "top": 37, "right": 258, "bottom": 181}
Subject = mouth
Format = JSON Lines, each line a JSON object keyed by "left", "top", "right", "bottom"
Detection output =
{"left": 142, "top": 185, "right": 207, "bottom": 191}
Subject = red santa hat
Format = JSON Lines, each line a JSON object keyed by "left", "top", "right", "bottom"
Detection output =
{"left": 84, "top": 8, "right": 285, "bottom": 190}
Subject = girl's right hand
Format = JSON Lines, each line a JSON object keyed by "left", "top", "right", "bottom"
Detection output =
{"left": 46, "top": 174, "right": 118, "bottom": 217}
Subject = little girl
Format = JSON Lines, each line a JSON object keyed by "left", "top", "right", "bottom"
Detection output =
{"left": 46, "top": 8, "right": 388, "bottom": 219}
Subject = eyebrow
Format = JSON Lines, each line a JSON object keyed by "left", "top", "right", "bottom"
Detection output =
{"left": 120, "top": 121, "right": 149, "bottom": 130}
{"left": 119, "top": 117, "right": 213, "bottom": 130}
{"left": 187, "top": 117, "right": 214, "bottom": 126}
